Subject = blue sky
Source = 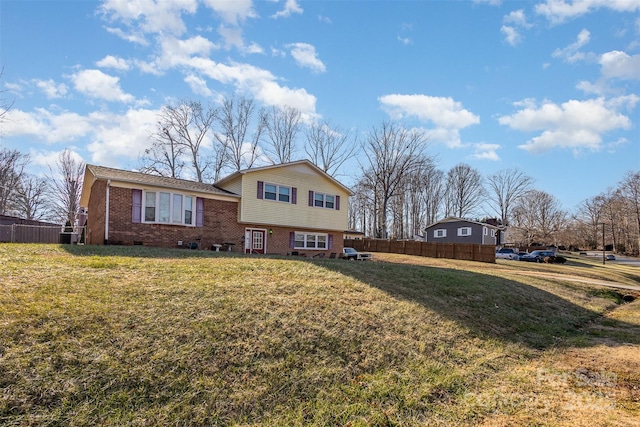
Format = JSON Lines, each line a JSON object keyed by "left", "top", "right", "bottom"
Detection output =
{"left": 1, "top": 0, "right": 639, "bottom": 213}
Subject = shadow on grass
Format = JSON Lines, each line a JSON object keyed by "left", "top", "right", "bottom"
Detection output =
{"left": 314, "top": 258, "right": 640, "bottom": 351}
{"left": 60, "top": 244, "right": 640, "bottom": 351}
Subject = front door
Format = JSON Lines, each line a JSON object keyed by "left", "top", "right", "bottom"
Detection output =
{"left": 246, "top": 229, "right": 266, "bottom": 254}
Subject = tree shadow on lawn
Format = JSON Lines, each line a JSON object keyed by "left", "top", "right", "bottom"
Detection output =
{"left": 315, "top": 258, "right": 640, "bottom": 351}
{"left": 59, "top": 244, "right": 639, "bottom": 350}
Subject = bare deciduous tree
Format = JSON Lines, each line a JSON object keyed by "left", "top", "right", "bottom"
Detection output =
{"left": 360, "top": 121, "right": 429, "bottom": 238}
{"left": 214, "top": 96, "right": 266, "bottom": 172}
{"left": 48, "top": 149, "right": 85, "bottom": 225}
{"left": 511, "top": 189, "right": 566, "bottom": 246}
{"left": 620, "top": 170, "right": 640, "bottom": 254}
{"left": 486, "top": 168, "right": 533, "bottom": 226}
{"left": 264, "top": 106, "right": 301, "bottom": 164}
{"left": 0, "top": 68, "right": 14, "bottom": 124}
{"left": 14, "top": 175, "right": 50, "bottom": 221}
{"left": 0, "top": 148, "right": 29, "bottom": 215}
{"left": 140, "top": 123, "right": 187, "bottom": 179}
{"left": 305, "top": 120, "right": 357, "bottom": 177}
{"left": 444, "top": 163, "right": 484, "bottom": 219}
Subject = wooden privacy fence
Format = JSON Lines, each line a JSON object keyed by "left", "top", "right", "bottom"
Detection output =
{"left": 346, "top": 238, "right": 496, "bottom": 264}
{"left": 0, "top": 224, "right": 62, "bottom": 244}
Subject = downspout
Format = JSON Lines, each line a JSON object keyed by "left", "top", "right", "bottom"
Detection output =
{"left": 105, "top": 179, "right": 110, "bottom": 244}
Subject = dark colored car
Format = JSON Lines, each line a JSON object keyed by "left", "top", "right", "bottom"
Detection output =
{"left": 519, "top": 250, "right": 556, "bottom": 263}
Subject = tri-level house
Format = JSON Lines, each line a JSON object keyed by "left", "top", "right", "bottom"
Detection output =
{"left": 424, "top": 217, "right": 499, "bottom": 245}
{"left": 79, "top": 160, "right": 353, "bottom": 256}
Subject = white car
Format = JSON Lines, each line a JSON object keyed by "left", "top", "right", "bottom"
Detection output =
{"left": 342, "top": 247, "right": 372, "bottom": 260}
{"left": 496, "top": 248, "right": 518, "bottom": 260}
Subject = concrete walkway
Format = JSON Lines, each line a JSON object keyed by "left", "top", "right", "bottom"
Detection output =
{"left": 513, "top": 271, "right": 640, "bottom": 292}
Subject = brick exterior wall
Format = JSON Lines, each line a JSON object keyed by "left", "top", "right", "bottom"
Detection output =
{"left": 86, "top": 181, "right": 345, "bottom": 256}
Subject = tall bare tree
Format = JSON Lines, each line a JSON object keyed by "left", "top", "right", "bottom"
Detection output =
{"left": 0, "top": 148, "right": 29, "bottom": 215}
{"left": 511, "top": 189, "right": 566, "bottom": 246}
{"left": 48, "top": 149, "right": 85, "bottom": 225}
{"left": 305, "top": 120, "right": 357, "bottom": 177}
{"left": 444, "top": 163, "right": 485, "bottom": 219}
{"left": 620, "top": 170, "right": 640, "bottom": 254}
{"left": 486, "top": 168, "right": 533, "bottom": 226}
{"left": 14, "top": 175, "right": 50, "bottom": 220}
{"left": 140, "top": 123, "right": 186, "bottom": 179}
{"left": 360, "top": 121, "right": 429, "bottom": 238}
{"left": 0, "top": 68, "right": 14, "bottom": 124}
{"left": 214, "top": 95, "right": 266, "bottom": 172}
{"left": 264, "top": 106, "right": 301, "bottom": 164}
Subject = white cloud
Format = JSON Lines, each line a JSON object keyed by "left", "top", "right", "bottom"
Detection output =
{"left": 202, "top": 0, "right": 256, "bottom": 25}
{"left": 536, "top": 0, "right": 640, "bottom": 24}
{"left": 379, "top": 94, "right": 480, "bottom": 148}
{"left": 472, "top": 143, "right": 501, "bottom": 161}
{"left": 3, "top": 108, "right": 95, "bottom": 143}
{"left": 552, "top": 28, "right": 591, "bottom": 63}
{"left": 184, "top": 74, "right": 213, "bottom": 97}
{"left": 33, "top": 79, "right": 68, "bottom": 99}
{"left": 501, "top": 25, "right": 521, "bottom": 46}
{"left": 104, "top": 26, "right": 149, "bottom": 46}
{"left": 272, "top": 0, "right": 303, "bottom": 19}
{"left": 504, "top": 9, "right": 531, "bottom": 27}
{"left": 100, "top": 0, "right": 197, "bottom": 36}
{"left": 498, "top": 96, "right": 639, "bottom": 154}
{"left": 3, "top": 106, "right": 160, "bottom": 166}
{"left": 96, "top": 55, "right": 131, "bottom": 71}
{"left": 398, "top": 36, "right": 413, "bottom": 45}
{"left": 217, "top": 25, "right": 262, "bottom": 53}
{"left": 70, "top": 69, "right": 135, "bottom": 103}
{"left": 379, "top": 94, "right": 480, "bottom": 128}
{"left": 287, "top": 43, "right": 326, "bottom": 73}
{"left": 599, "top": 50, "right": 640, "bottom": 80}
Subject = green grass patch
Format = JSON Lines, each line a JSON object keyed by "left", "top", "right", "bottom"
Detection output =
{"left": 1, "top": 244, "right": 639, "bottom": 426}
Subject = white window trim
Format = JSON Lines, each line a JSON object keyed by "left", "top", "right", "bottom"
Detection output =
{"left": 264, "top": 183, "right": 291, "bottom": 203}
{"left": 143, "top": 190, "right": 195, "bottom": 226}
{"left": 294, "top": 231, "right": 328, "bottom": 249}
{"left": 458, "top": 227, "right": 472, "bottom": 237}
{"left": 490, "top": 229, "right": 496, "bottom": 237}
{"left": 434, "top": 229, "right": 447, "bottom": 238}
{"left": 313, "top": 192, "right": 335, "bottom": 209}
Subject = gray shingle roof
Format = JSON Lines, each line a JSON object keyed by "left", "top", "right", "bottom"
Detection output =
{"left": 86, "top": 164, "right": 238, "bottom": 197}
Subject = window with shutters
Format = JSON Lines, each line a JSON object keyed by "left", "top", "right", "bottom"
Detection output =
{"left": 457, "top": 227, "right": 472, "bottom": 237}
{"left": 262, "top": 182, "right": 292, "bottom": 203}
{"left": 293, "top": 232, "right": 328, "bottom": 249}
{"left": 434, "top": 229, "right": 447, "bottom": 238}
{"left": 143, "top": 191, "right": 194, "bottom": 226}
{"left": 312, "top": 192, "right": 337, "bottom": 209}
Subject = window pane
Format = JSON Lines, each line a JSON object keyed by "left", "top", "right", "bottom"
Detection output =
{"left": 264, "top": 184, "right": 277, "bottom": 200}
{"left": 294, "top": 233, "right": 305, "bottom": 248}
{"left": 184, "top": 197, "right": 193, "bottom": 225}
{"left": 278, "top": 186, "right": 290, "bottom": 202}
{"left": 314, "top": 193, "right": 324, "bottom": 207}
{"left": 325, "top": 195, "right": 334, "bottom": 209}
{"left": 317, "top": 235, "right": 327, "bottom": 248}
{"left": 172, "top": 194, "right": 182, "bottom": 223}
{"left": 159, "top": 192, "right": 171, "bottom": 223}
{"left": 307, "top": 234, "right": 317, "bottom": 248}
{"left": 145, "top": 192, "right": 156, "bottom": 222}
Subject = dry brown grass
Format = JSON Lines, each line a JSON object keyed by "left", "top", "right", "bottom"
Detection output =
{"left": 1, "top": 244, "right": 639, "bottom": 426}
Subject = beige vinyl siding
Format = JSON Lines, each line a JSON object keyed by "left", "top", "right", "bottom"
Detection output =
{"left": 239, "top": 163, "right": 349, "bottom": 231}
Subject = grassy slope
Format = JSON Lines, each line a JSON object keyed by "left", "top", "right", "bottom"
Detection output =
{"left": 1, "top": 245, "right": 638, "bottom": 426}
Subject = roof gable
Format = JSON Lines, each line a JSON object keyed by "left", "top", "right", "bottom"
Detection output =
{"left": 214, "top": 160, "right": 354, "bottom": 196}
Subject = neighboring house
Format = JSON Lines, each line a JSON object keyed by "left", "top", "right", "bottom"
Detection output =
{"left": 79, "top": 160, "right": 353, "bottom": 256}
{"left": 424, "top": 217, "right": 498, "bottom": 245}
{"left": 344, "top": 230, "right": 365, "bottom": 240}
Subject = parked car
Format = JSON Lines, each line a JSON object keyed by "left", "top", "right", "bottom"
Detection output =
{"left": 496, "top": 248, "right": 518, "bottom": 260}
{"left": 342, "top": 247, "right": 372, "bottom": 260}
{"left": 606, "top": 254, "right": 616, "bottom": 261}
{"left": 519, "top": 250, "right": 556, "bottom": 263}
